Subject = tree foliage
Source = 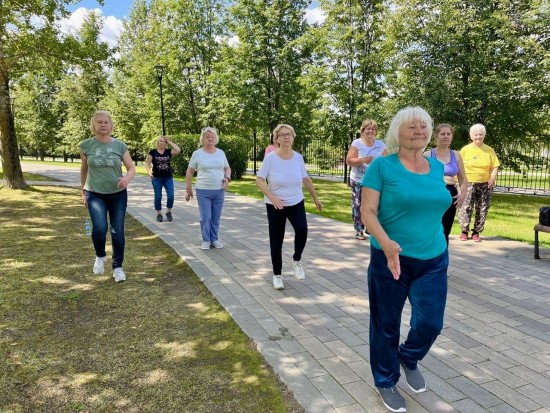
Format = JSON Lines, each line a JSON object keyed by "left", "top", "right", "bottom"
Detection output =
{"left": 384, "top": 0, "right": 550, "bottom": 150}
{"left": 0, "top": 0, "right": 104, "bottom": 189}
{"left": 3, "top": 0, "right": 550, "bottom": 186}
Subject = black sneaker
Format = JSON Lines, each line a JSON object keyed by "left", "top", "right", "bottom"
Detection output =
{"left": 401, "top": 362, "right": 426, "bottom": 393}
{"left": 166, "top": 212, "right": 173, "bottom": 222}
{"left": 156, "top": 214, "right": 163, "bottom": 222}
{"left": 378, "top": 386, "right": 406, "bottom": 412}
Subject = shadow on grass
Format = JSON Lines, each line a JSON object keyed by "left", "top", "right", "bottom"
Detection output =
{"left": 0, "top": 186, "right": 305, "bottom": 413}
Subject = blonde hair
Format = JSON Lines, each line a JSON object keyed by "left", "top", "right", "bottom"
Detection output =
{"left": 200, "top": 127, "right": 219, "bottom": 145}
{"left": 272, "top": 124, "right": 296, "bottom": 141}
{"left": 385, "top": 107, "right": 433, "bottom": 154}
{"left": 89, "top": 110, "right": 114, "bottom": 135}
{"left": 360, "top": 119, "right": 378, "bottom": 134}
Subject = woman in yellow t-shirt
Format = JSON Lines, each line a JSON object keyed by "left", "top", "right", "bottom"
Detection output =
{"left": 457, "top": 124, "right": 500, "bottom": 242}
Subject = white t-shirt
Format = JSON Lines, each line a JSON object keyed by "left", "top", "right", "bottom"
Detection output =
{"left": 188, "top": 148, "right": 229, "bottom": 190}
{"left": 258, "top": 151, "right": 308, "bottom": 207}
{"left": 349, "top": 138, "right": 386, "bottom": 182}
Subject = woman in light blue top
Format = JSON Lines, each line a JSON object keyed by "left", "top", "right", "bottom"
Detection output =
{"left": 185, "top": 127, "right": 231, "bottom": 250}
{"left": 360, "top": 107, "right": 451, "bottom": 413}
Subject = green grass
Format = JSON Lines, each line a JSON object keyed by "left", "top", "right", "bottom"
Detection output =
{"left": 0, "top": 170, "right": 60, "bottom": 182}
{"left": 227, "top": 175, "right": 550, "bottom": 248}
{"left": 0, "top": 186, "right": 305, "bottom": 413}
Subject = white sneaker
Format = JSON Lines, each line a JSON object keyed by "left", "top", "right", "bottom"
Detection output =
{"left": 113, "top": 267, "right": 126, "bottom": 282}
{"left": 93, "top": 256, "right": 106, "bottom": 274}
{"left": 292, "top": 261, "right": 305, "bottom": 280}
{"left": 201, "top": 242, "right": 210, "bottom": 250}
{"left": 211, "top": 240, "right": 224, "bottom": 249}
{"left": 273, "top": 275, "right": 284, "bottom": 290}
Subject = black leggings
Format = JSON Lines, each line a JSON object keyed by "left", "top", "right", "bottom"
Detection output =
{"left": 266, "top": 200, "right": 308, "bottom": 275}
{"left": 442, "top": 184, "right": 458, "bottom": 245}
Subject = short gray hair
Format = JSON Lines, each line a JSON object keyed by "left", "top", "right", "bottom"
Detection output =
{"left": 385, "top": 107, "right": 433, "bottom": 154}
{"left": 200, "top": 127, "right": 219, "bottom": 145}
{"left": 469, "top": 124, "right": 486, "bottom": 136}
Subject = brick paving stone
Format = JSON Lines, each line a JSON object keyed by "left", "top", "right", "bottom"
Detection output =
{"left": 487, "top": 404, "right": 521, "bottom": 413}
{"left": 451, "top": 399, "right": 491, "bottom": 413}
{"left": 475, "top": 361, "right": 529, "bottom": 388}
{"left": 446, "top": 377, "right": 502, "bottom": 408}
{"left": 481, "top": 380, "right": 541, "bottom": 412}
{"left": 317, "top": 356, "right": 361, "bottom": 385}
{"left": 310, "top": 375, "right": 357, "bottom": 408}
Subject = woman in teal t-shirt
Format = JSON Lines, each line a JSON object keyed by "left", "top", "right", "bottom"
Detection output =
{"left": 80, "top": 111, "right": 135, "bottom": 283}
{"left": 360, "top": 107, "right": 451, "bottom": 413}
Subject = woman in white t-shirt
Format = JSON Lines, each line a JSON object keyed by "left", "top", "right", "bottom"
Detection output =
{"left": 256, "top": 124, "right": 323, "bottom": 290}
{"left": 345, "top": 119, "right": 386, "bottom": 240}
{"left": 185, "top": 127, "right": 231, "bottom": 250}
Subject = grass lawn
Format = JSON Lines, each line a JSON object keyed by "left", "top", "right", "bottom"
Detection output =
{"left": 227, "top": 175, "right": 550, "bottom": 248}
{"left": 0, "top": 186, "right": 305, "bottom": 413}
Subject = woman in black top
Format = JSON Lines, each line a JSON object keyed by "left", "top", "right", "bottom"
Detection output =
{"left": 145, "top": 136, "right": 181, "bottom": 222}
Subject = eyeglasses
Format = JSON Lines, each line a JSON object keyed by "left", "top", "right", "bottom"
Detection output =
{"left": 278, "top": 133, "right": 293, "bottom": 138}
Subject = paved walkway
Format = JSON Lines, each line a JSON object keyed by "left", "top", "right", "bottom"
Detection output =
{"left": 22, "top": 163, "right": 550, "bottom": 413}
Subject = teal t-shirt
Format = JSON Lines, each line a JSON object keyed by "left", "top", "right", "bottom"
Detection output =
{"left": 80, "top": 137, "right": 129, "bottom": 194}
{"left": 361, "top": 154, "right": 451, "bottom": 259}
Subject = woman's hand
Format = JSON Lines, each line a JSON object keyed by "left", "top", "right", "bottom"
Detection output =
{"left": 269, "top": 195, "right": 284, "bottom": 209}
{"left": 313, "top": 198, "right": 323, "bottom": 212}
{"left": 81, "top": 191, "right": 88, "bottom": 208}
{"left": 117, "top": 177, "right": 130, "bottom": 189}
{"left": 454, "top": 191, "right": 466, "bottom": 208}
{"left": 185, "top": 189, "right": 193, "bottom": 201}
{"left": 364, "top": 155, "right": 374, "bottom": 164}
{"left": 222, "top": 177, "right": 230, "bottom": 190}
{"left": 380, "top": 239, "right": 403, "bottom": 280}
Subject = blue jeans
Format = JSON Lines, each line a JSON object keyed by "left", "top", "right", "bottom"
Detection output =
{"left": 368, "top": 246, "right": 448, "bottom": 388}
{"left": 151, "top": 177, "right": 174, "bottom": 211}
{"left": 85, "top": 189, "right": 128, "bottom": 269}
{"left": 196, "top": 189, "right": 225, "bottom": 242}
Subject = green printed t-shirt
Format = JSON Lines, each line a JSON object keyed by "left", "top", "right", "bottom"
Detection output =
{"left": 361, "top": 154, "right": 452, "bottom": 260}
{"left": 80, "top": 137, "right": 128, "bottom": 194}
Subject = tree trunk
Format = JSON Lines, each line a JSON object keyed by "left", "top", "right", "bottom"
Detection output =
{"left": 0, "top": 64, "right": 28, "bottom": 189}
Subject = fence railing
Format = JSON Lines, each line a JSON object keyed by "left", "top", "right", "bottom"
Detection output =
{"left": 249, "top": 139, "right": 550, "bottom": 195}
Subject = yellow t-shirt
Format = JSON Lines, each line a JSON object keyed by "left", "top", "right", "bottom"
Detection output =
{"left": 460, "top": 143, "right": 500, "bottom": 183}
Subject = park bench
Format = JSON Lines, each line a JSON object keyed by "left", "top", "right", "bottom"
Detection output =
{"left": 534, "top": 224, "right": 550, "bottom": 259}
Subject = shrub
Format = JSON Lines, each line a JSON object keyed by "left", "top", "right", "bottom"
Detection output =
{"left": 170, "top": 134, "right": 251, "bottom": 179}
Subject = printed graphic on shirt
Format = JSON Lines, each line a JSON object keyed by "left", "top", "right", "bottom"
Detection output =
{"left": 155, "top": 155, "right": 171, "bottom": 171}
{"left": 92, "top": 146, "right": 118, "bottom": 167}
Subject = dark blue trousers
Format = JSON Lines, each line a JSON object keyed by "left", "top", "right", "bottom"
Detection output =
{"left": 368, "top": 246, "right": 448, "bottom": 388}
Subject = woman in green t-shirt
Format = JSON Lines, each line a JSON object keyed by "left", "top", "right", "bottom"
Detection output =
{"left": 79, "top": 111, "right": 135, "bottom": 283}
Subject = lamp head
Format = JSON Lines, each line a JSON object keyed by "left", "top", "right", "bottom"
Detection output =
{"left": 154, "top": 64, "right": 164, "bottom": 78}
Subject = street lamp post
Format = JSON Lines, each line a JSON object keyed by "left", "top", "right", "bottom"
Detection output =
{"left": 154, "top": 64, "right": 166, "bottom": 135}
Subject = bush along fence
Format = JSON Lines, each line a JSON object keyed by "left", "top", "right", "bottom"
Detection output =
{"left": 21, "top": 136, "right": 550, "bottom": 195}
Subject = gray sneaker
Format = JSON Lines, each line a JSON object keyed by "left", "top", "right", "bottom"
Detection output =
{"left": 401, "top": 362, "right": 426, "bottom": 393}
{"left": 378, "top": 386, "right": 406, "bottom": 412}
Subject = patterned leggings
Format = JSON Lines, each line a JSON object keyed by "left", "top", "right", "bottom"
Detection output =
{"left": 350, "top": 179, "right": 364, "bottom": 231}
{"left": 458, "top": 182, "right": 493, "bottom": 234}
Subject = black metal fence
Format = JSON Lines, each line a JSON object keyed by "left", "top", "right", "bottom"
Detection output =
{"left": 249, "top": 139, "right": 550, "bottom": 195}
